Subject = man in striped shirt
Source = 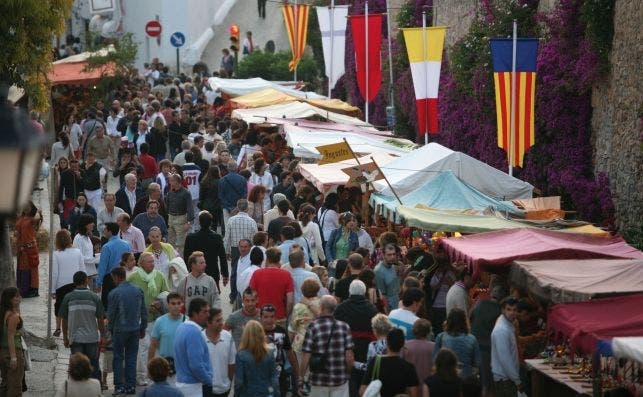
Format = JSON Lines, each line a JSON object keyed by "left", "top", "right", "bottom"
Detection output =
{"left": 223, "top": 199, "right": 257, "bottom": 304}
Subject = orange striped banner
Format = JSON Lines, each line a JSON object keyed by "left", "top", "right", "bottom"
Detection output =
{"left": 493, "top": 71, "right": 536, "bottom": 167}
{"left": 282, "top": 4, "right": 310, "bottom": 72}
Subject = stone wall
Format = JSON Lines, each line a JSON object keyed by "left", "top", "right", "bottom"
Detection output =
{"left": 434, "top": 0, "right": 479, "bottom": 48}
{"left": 591, "top": 0, "right": 643, "bottom": 234}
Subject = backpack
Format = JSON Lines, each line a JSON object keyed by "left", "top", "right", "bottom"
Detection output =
{"left": 116, "top": 117, "right": 129, "bottom": 135}
{"left": 313, "top": 208, "right": 328, "bottom": 249}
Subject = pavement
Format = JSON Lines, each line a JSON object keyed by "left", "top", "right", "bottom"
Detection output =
{"left": 201, "top": 0, "right": 290, "bottom": 71}
{"left": 20, "top": 171, "right": 234, "bottom": 396}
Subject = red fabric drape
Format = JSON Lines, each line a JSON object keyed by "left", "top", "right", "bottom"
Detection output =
{"left": 350, "top": 14, "right": 382, "bottom": 102}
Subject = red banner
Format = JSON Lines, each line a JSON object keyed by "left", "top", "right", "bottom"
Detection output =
{"left": 350, "top": 14, "right": 382, "bottom": 102}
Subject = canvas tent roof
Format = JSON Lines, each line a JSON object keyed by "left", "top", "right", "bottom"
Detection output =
{"left": 231, "top": 102, "right": 372, "bottom": 126}
{"left": 439, "top": 228, "right": 643, "bottom": 278}
{"left": 372, "top": 142, "right": 534, "bottom": 200}
{"left": 298, "top": 152, "right": 399, "bottom": 194}
{"left": 370, "top": 171, "right": 521, "bottom": 222}
{"left": 285, "top": 124, "right": 415, "bottom": 159}
{"left": 229, "top": 88, "right": 360, "bottom": 116}
{"left": 548, "top": 294, "right": 643, "bottom": 355}
{"left": 49, "top": 45, "right": 117, "bottom": 86}
{"left": 397, "top": 205, "right": 527, "bottom": 234}
{"left": 264, "top": 118, "right": 385, "bottom": 134}
{"left": 207, "top": 77, "right": 326, "bottom": 99}
{"left": 510, "top": 259, "right": 643, "bottom": 303}
{"left": 612, "top": 337, "right": 643, "bottom": 362}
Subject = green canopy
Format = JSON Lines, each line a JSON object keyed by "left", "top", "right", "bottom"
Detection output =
{"left": 397, "top": 205, "right": 528, "bottom": 234}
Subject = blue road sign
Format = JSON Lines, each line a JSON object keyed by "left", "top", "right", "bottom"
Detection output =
{"left": 170, "top": 32, "right": 185, "bottom": 47}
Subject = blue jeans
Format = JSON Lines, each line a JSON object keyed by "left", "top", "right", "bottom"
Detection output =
{"left": 229, "top": 246, "right": 240, "bottom": 301}
{"left": 70, "top": 342, "right": 101, "bottom": 381}
{"left": 112, "top": 330, "right": 139, "bottom": 389}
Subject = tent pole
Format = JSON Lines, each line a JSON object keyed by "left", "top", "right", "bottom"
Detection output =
{"left": 370, "top": 156, "right": 403, "bottom": 205}
{"left": 509, "top": 19, "right": 517, "bottom": 176}
{"left": 422, "top": 11, "right": 428, "bottom": 145}
{"left": 365, "top": 1, "right": 369, "bottom": 123}
{"left": 328, "top": 0, "right": 335, "bottom": 98}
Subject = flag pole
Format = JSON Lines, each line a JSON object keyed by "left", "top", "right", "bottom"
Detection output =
{"left": 509, "top": 19, "right": 517, "bottom": 176}
{"left": 365, "top": 1, "right": 369, "bottom": 124}
{"left": 422, "top": 10, "right": 428, "bottom": 145}
{"left": 370, "top": 156, "right": 403, "bottom": 205}
{"left": 386, "top": 0, "right": 395, "bottom": 118}
{"left": 328, "top": 0, "right": 335, "bottom": 98}
{"left": 294, "top": 0, "right": 299, "bottom": 83}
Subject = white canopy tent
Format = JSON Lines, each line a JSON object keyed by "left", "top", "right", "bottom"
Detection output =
{"left": 372, "top": 142, "right": 534, "bottom": 200}
{"left": 284, "top": 124, "right": 415, "bottom": 159}
{"left": 207, "top": 77, "right": 327, "bottom": 99}
{"left": 232, "top": 102, "right": 374, "bottom": 127}
{"left": 612, "top": 337, "right": 643, "bottom": 362}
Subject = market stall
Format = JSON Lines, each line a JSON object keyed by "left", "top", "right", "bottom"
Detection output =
{"left": 284, "top": 123, "right": 415, "bottom": 159}
{"left": 510, "top": 259, "right": 643, "bottom": 303}
{"left": 439, "top": 228, "right": 643, "bottom": 278}
{"left": 231, "top": 101, "right": 373, "bottom": 126}
{"left": 524, "top": 295, "right": 643, "bottom": 396}
{"left": 370, "top": 170, "right": 522, "bottom": 222}
{"left": 207, "top": 77, "right": 327, "bottom": 99}
{"left": 371, "top": 142, "right": 534, "bottom": 200}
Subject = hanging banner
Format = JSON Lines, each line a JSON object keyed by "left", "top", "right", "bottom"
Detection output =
{"left": 402, "top": 26, "right": 446, "bottom": 139}
{"left": 316, "top": 5, "right": 349, "bottom": 90}
{"left": 349, "top": 13, "right": 383, "bottom": 102}
{"left": 490, "top": 38, "right": 539, "bottom": 168}
{"left": 282, "top": 4, "right": 310, "bottom": 72}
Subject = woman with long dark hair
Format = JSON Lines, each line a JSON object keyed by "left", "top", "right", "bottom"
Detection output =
{"left": 247, "top": 185, "right": 268, "bottom": 227}
{"left": 68, "top": 193, "right": 98, "bottom": 237}
{"left": 324, "top": 211, "right": 359, "bottom": 265}
{"left": 423, "top": 348, "right": 462, "bottom": 397}
{"left": 198, "top": 165, "right": 223, "bottom": 232}
{"left": 72, "top": 213, "right": 99, "bottom": 290}
{"left": 249, "top": 158, "right": 273, "bottom": 211}
{"left": 298, "top": 204, "right": 326, "bottom": 266}
{"left": 432, "top": 308, "right": 481, "bottom": 378}
{"left": 15, "top": 201, "right": 42, "bottom": 298}
{"left": 317, "top": 192, "right": 339, "bottom": 245}
{"left": 51, "top": 132, "right": 73, "bottom": 168}
{"left": 0, "top": 287, "right": 26, "bottom": 395}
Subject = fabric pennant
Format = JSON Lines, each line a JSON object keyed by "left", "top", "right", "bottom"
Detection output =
{"left": 349, "top": 13, "right": 383, "bottom": 102}
{"left": 402, "top": 26, "right": 446, "bottom": 139}
{"left": 315, "top": 5, "right": 349, "bottom": 90}
{"left": 490, "top": 38, "right": 539, "bottom": 168}
{"left": 282, "top": 4, "right": 310, "bottom": 72}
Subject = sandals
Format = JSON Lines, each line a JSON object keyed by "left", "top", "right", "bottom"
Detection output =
{"left": 53, "top": 328, "right": 61, "bottom": 337}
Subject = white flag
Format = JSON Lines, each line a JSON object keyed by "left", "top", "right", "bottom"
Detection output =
{"left": 316, "top": 5, "right": 349, "bottom": 90}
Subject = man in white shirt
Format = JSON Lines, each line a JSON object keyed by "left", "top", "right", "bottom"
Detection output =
{"left": 491, "top": 297, "right": 523, "bottom": 396}
{"left": 106, "top": 107, "right": 122, "bottom": 163}
{"left": 97, "top": 193, "right": 124, "bottom": 233}
{"left": 182, "top": 151, "right": 202, "bottom": 229}
{"left": 116, "top": 213, "right": 146, "bottom": 254}
{"left": 203, "top": 307, "right": 235, "bottom": 397}
{"left": 388, "top": 287, "right": 425, "bottom": 340}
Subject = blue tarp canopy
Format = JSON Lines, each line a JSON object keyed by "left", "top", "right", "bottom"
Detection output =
{"left": 370, "top": 170, "right": 522, "bottom": 222}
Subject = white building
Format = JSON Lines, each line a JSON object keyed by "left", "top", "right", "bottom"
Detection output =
{"left": 64, "top": 0, "right": 233, "bottom": 72}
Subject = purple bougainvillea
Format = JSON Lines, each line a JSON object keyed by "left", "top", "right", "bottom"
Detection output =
{"left": 402, "top": 0, "right": 614, "bottom": 226}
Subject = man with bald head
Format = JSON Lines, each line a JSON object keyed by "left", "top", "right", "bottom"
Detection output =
{"left": 115, "top": 173, "right": 144, "bottom": 216}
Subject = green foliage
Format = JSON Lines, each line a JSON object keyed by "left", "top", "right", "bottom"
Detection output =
{"left": 580, "top": 0, "right": 615, "bottom": 74}
{"left": 308, "top": 0, "right": 327, "bottom": 80}
{"left": 86, "top": 33, "right": 138, "bottom": 75}
{"left": 236, "top": 50, "right": 321, "bottom": 90}
{"left": 624, "top": 225, "right": 643, "bottom": 250}
{"left": 0, "top": 0, "right": 72, "bottom": 110}
{"left": 449, "top": 0, "right": 540, "bottom": 93}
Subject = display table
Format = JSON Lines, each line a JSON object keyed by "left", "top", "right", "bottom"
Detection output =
{"left": 524, "top": 359, "right": 593, "bottom": 396}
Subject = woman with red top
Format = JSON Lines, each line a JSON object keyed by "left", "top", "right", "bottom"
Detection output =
{"left": 15, "top": 202, "right": 42, "bottom": 298}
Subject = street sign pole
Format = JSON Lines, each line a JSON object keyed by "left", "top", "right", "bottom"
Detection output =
{"left": 176, "top": 47, "right": 180, "bottom": 75}
{"left": 170, "top": 32, "right": 186, "bottom": 75}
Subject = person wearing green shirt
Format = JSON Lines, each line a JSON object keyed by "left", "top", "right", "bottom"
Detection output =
{"left": 127, "top": 251, "right": 169, "bottom": 386}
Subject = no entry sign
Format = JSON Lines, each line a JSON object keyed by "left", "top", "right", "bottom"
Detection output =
{"left": 145, "top": 20, "right": 162, "bottom": 37}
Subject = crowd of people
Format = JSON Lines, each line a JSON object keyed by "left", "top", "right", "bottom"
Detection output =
{"left": 3, "top": 65, "right": 549, "bottom": 397}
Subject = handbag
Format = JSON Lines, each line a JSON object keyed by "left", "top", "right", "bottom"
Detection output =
{"left": 21, "top": 336, "right": 32, "bottom": 371}
{"left": 309, "top": 320, "right": 335, "bottom": 373}
{"left": 362, "top": 355, "right": 382, "bottom": 397}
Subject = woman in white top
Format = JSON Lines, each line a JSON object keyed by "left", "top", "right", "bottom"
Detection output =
{"left": 317, "top": 192, "right": 340, "bottom": 243}
{"left": 72, "top": 213, "right": 99, "bottom": 288}
{"left": 52, "top": 229, "right": 85, "bottom": 337}
{"left": 144, "top": 226, "right": 177, "bottom": 281}
{"left": 50, "top": 132, "right": 74, "bottom": 169}
{"left": 63, "top": 114, "right": 83, "bottom": 159}
{"left": 236, "top": 130, "right": 262, "bottom": 169}
{"left": 249, "top": 158, "right": 274, "bottom": 211}
{"left": 299, "top": 204, "right": 326, "bottom": 265}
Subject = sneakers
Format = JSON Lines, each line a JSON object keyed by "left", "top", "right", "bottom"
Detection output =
{"left": 125, "top": 387, "right": 136, "bottom": 395}
{"left": 136, "top": 378, "right": 149, "bottom": 387}
{"left": 112, "top": 387, "right": 126, "bottom": 395}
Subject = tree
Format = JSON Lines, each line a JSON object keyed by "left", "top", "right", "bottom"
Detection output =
{"left": 0, "top": 0, "right": 72, "bottom": 291}
{"left": 0, "top": 0, "right": 73, "bottom": 111}
{"left": 236, "top": 50, "right": 321, "bottom": 91}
